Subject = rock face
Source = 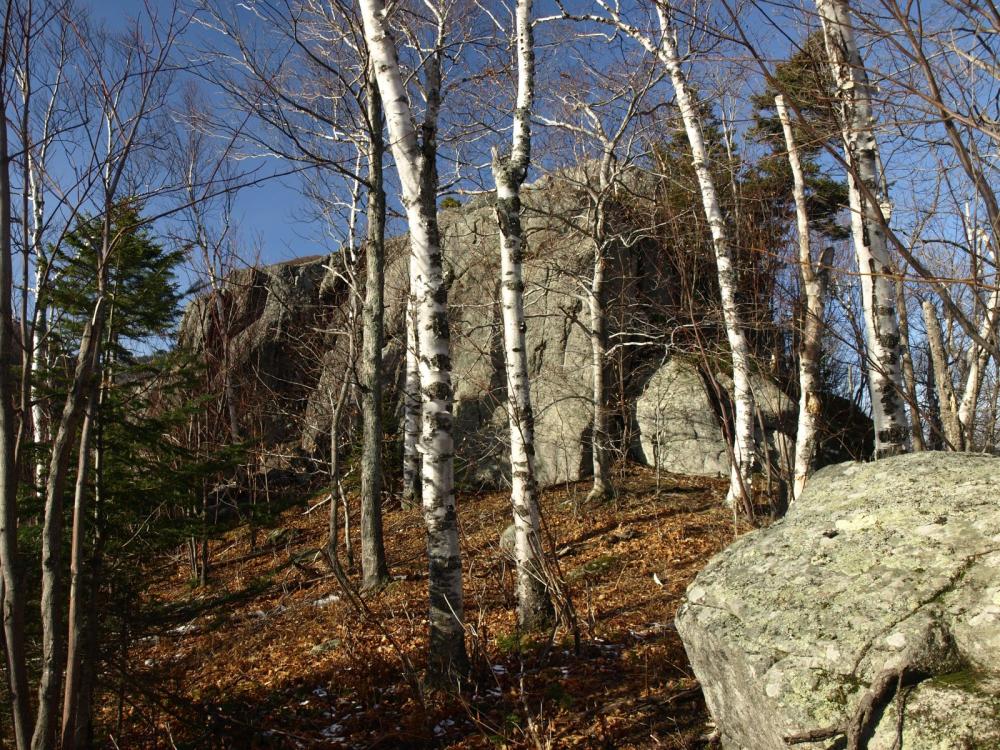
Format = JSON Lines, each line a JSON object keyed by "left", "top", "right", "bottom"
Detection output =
{"left": 178, "top": 257, "right": 340, "bottom": 448}
{"left": 178, "top": 170, "right": 871, "bottom": 489}
{"left": 634, "top": 358, "right": 871, "bottom": 479}
{"left": 634, "top": 358, "right": 731, "bottom": 477}
{"left": 676, "top": 452, "right": 1000, "bottom": 750}
{"left": 295, "top": 175, "right": 641, "bottom": 488}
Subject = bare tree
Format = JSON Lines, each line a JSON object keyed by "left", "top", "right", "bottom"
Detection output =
{"left": 33, "top": 10, "right": 186, "bottom": 746}
{"left": 558, "top": 0, "right": 758, "bottom": 507}
{"left": 490, "top": 0, "right": 552, "bottom": 628}
{"left": 195, "top": 0, "right": 392, "bottom": 587}
{"left": 775, "top": 95, "right": 831, "bottom": 500}
{"left": 815, "top": 0, "right": 910, "bottom": 456}
{"left": 0, "top": 10, "right": 32, "bottom": 747}
{"left": 359, "top": 0, "right": 468, "bottom": 680}
{"left": 535, "top": 44, "right": 662, "bottom": 506}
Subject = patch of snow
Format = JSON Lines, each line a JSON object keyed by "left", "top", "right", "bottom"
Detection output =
{"left": 433, "top": 719, "right": 457, "bottom": 737}
{"left": 321, "top": 723, "right": 345, "bottom": 739}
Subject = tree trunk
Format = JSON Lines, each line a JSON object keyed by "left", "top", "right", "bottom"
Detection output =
{"left": 775, "top": 96, "right": 828, "bottom": 501}
{"left": 359, "top": 0, "right": 468, "bottom": 680}
{"left": 328, "top": 249, "right": 359, "bottom": 571}
{"left": 33, "top": 294, "right": 106, "bottom": 750}
{"left": 922, "top": 300, "right": 963, "bottom": 450}
{"left": 817, "top": 0, "right": 910, "bottom": 457}
{"left": 0, "top": 67, "right": 32, "bottom": 750}
{"left": 491, "top": 0, "right": 553, "bottom": 629}
{"left": 31, "top": 284, "right": 49, "bottom": 490}
{"left": 359, "top": 71, "right": 390, "bottom": 591}
{"left": 924, "top": 343, "right": 944, "bottom": 450}
{"left": 60, "top": 377, "right": 98, "bottom": 747}
{"left": 957, "top": 282, "right": 999, "bottom": 448}
{"left": 402, "top": 294, "right": 421, "bottom": 508}
{"left": 587, "top": 253, "right": 613, "bottom": 504}
{"left": 895, "top": 279, "right": 925, "bottom": 451}
{"left": 656, "top": 5, "right": 755, "bottom": 508}
{"left": 73, "top": 367, "right": 110, "bottom": 749}
{"left": 327, "top": 362, "right": 352, "bottom": 569}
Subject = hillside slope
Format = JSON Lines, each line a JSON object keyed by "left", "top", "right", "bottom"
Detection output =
{"left": 109, "top": 465, "right": 743, "bottom": 749}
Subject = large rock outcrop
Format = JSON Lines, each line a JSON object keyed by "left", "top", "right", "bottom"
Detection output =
{"left": 676, "top": 452, "right": 1000, "bottom": 749}
{"left": 178, "top": 257, "right": 340, "bottom": 449}
{"left": 178, "top": 169, "right": 871, "bottom": 489}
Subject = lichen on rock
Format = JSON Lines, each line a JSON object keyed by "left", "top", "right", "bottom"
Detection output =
{"left": 676, "top": 452, "right": 1000, "bottom": 749}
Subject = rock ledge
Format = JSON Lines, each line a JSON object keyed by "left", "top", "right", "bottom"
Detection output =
{"left": 676, "top": 452, "right": 1000, "bottom": 749}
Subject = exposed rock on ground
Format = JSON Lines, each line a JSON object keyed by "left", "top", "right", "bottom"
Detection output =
{"left": 634, "top": 358, "right": 871, "bottom": 480}
{"left": 676, "top": 452, "right": 1000, "bottom": 749}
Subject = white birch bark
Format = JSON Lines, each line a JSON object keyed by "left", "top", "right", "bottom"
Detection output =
{"left": 655, "top": 6, "right": 755, "bottom": 507}
{"left": 776, "top": 96, "right": 828, "bottom": 501}
{"left": 402, "top": 280, "right": 421, "bottom": 508}
{"left": 359, "top": 0, "right": 468, "bottom": 679}
{"left": 587, "top": 209, "right": 613, "bottom": 503}
{"left": 957, "top": 222, "right": 998, "bottom": 447}
{"left": 816, "top": 0, "right": 910, "bottom": 456}
{"left": 957, "top": 298, "right": 997, "bottom": 445}
{"left": 587, "top": 151, "right": 617, "bottom": 503}
{"left": 491, "top": 0, "right": 552, "bottom": 629}
{"left": 30, "top": 288, "right": 49, "bottom": 495}
{"left": 28, "top": 171, "right": 49, "bottom": 494}
{"left": 923, "top": 300, "right": 963, "bottom": 450}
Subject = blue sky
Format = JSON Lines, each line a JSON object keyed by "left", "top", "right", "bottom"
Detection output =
{"left": 83, "top": 0, "right": 335, "bottom": 265}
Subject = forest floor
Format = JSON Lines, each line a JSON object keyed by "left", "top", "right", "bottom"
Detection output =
{"left": 110, "top": 464, "right": 750, "bottom": 749}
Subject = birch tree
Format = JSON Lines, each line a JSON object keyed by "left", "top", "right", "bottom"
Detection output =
{"left": 815, "top": 0, "right": 910, "bottom": 456}
{"left": 536, "top": 51, "right": 662, "bottom": 507}
{"left": 559, "top": 1, "right": 758, "bottom": 506}
{"left": 653, "top": 5, "right": 755, "bottom": 506}
{"left": 358, "top": 0, "right": 468, "bottom": 679}
{"left": 197, "top": 0, "right": 392, "bottom": 586}
{"left": 33, "top": 14, "right": 185, "bottom": 744}
{"left": 13, "top": 11, "right": 73, "bottom": 498}
{"left": 956, "top": 286, "right": 999, "bottom": 447}
{"left": 775, "top": 95, "right": 830, "bottom": 500}
{"left": 491, "top": 0, "right": 552, "bottom": 628}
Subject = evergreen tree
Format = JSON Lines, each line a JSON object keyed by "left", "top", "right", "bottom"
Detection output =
{"left": 42, "top": 203, "right": 241, "bottom": 743}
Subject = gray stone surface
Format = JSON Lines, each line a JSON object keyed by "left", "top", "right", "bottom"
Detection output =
{"left": 179, "top": 257, "right": 335, "bottom": 446}
{"left": 181, "top": 171, "right": 655, "bottom": 488}
{"left": 675, "top": 452, "right": 1000, "bottom": 749}
{"left": 633, "top": 359, "right": 799, "bottom": 478}
{"left": 634, "top": 358, "right": 730, "bottom": 477}
{"left": 178, "top": 169, "right": 868, "bottom": 490}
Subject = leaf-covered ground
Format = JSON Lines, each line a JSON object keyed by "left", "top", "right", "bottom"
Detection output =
{"left": 108, "top": 465, "right": 745, "bottom": 748}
